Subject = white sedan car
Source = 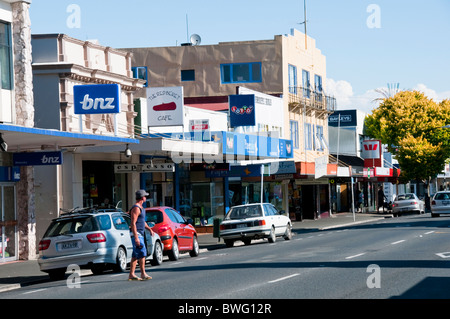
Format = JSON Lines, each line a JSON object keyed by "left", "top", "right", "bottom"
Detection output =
{"left": 219, "top": 203, "right": 292, "bottom": 247}
{"left": 392, "top": 193, "right": 425, "bottom": 216}
{"left": 431, "top": 191, "right": 450, "bottom": 217}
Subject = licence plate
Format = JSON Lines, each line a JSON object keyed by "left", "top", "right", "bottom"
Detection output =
{"left": 58, "top": 240, "right": 81, "bottom": 250}
{"left": 236, "top": 224, "right": 246, "bottom": 229}
{"left": 442, "top": 201, "right": 450, "bottom": 206}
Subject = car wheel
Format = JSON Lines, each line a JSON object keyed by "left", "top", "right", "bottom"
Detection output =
{"left": 243, "top": 238, "right": 252, "bottom": 245}
{"left": 168, "top": 238, "right": 179, "bottom": 261}
{"left": 113, "top": 246, "right": 128, "bottom": 273}
{"left": 48, "top": 268, "right": 66, "bottom": 281}
{"left": 283, "top": 223, "right": 292, "bottom": 240}
{"left": 268, "top": 226, "right": 276, "bottom": 243}
{"left": 224, "top": 239, "right": 234, "bottom": 247}
{"left": 189, "top": 236, "right": 199, "bottom": 257}
{"left": 431, "top": 213, "right": 439, "bottom": 218}
{"left": 151, "top": 241, "right": 163, "bottom": 266}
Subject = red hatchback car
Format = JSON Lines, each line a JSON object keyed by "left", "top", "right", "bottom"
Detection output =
{"left": 145, "top": 206, "right": 199, "bottom": 261}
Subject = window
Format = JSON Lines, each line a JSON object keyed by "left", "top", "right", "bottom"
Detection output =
{"left": 290, "top": 120, "right": 299, "bottom": 149}
{"left": 315, "top": 125, "right": 324, "bottom": 151}
{"left": 132, "top": 66, "right": 148, "bottom": 87}
{"left": 288, "top": 64, "right": 297, "bottom": 94}
{"left": 314, "top": 74, "right": 323, "bottom": 102}
{"left": 302, "top": 69, "right": 310, "bottom": 98}
{"left": 305, "top": 123, "right": 312, "bottom": 150}
{"left": 220, "top": 62, "right": 262, "bottom": 84}
{"left": 0, "top": 21, "right": 13, "bottom": 90}
{"left": 314, "top": 74, "right": 322, "bottom": 93}
{"left": 181, "top": 69, "right": 195, "bottom": 81}
{"left": 112, "top": 213, "right": 129, "bottom": 230}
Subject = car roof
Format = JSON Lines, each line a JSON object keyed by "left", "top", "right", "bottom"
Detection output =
{"left": 230, "top": 203, "right": 268, "bottom": 208}
{"left": 56, "top": 207, "right": 124, "bottom": 219}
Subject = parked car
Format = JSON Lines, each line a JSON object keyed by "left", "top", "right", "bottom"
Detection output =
{"left": 392, "top": 193, "right": 425, "bottom": 216}
{"left": 145, "top": 206, "right": 199, "bottom": 261}
{"left": 431, "top": 191, "right": 450, "bottom": 217}
{"left": 219, "top": 203, "right": 292, "bottom": 247}
{"left": 38, "top": 208, "right": 163, "bottom": 280}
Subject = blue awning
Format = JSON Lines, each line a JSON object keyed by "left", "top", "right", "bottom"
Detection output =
{"left": 0, "top": 124, "right": 139, "bottom": 152}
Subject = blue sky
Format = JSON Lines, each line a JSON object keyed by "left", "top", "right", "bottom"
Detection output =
{"left": 29, "top": 0, "right": 450, "bottom": 113}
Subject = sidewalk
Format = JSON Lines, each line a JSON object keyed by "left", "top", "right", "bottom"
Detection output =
{"left": 0, "top": 212, "right": 390, "bottom": 293}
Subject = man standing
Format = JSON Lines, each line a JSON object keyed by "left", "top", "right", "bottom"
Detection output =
{"left": 129, "top": 189, "right": 153, "bottom": 281}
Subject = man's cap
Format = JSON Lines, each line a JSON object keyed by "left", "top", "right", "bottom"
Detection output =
{"left": 136, "top": 189, "right": 149, "bottom": 199}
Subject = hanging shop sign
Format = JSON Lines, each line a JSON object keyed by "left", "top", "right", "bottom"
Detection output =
{"left": 13, "top": 151, "right": 63, "bottom": 166}
{"left": 229, "top": 94, "right": 256, "bottom": 127}
{"left": 147, "top": 86, "right": 184, "bottom": 127}
{"left": 73, "top": 84, "right": 121, "bottom": 114}
{"left": 114, "top": 163, "right": 175, "bottom": 173}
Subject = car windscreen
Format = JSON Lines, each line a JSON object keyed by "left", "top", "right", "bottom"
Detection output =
{"left": 43, "top": 215, "right": 100, "bottom": 237}
{"left": 146, "top": 210, "right": 164, "bottom": 225}
{"left": 225, "top": 205, "right": 263, "bottom": 220}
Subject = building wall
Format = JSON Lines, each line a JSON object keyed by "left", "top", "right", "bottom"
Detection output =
{"left": 126, "top": 29, "right": 330, "bottom": 164}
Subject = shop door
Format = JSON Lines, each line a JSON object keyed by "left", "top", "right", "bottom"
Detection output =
{"left": 0, "top": 184, "right": 17, "bottom": 262}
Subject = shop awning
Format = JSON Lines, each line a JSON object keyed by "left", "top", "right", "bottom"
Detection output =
{"left": 77, "top": 137, "right": 221, "bottom": 157}
{"left": 0, "top": 124, "right": 139, "bottom": 152}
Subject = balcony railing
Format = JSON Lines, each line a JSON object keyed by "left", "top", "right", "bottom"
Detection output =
{"left": 288, "top": 86, "right": 336, "bottom": 113}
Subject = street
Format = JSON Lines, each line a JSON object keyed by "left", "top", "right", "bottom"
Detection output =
{"left": 2, "top": 214, "right": 450, "bottom": 301}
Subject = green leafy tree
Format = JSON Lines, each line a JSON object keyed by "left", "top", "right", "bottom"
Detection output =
{"left": 364, "top": 90, "right": 450, "bottom": 183}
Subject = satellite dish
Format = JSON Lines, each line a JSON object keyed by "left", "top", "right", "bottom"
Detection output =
{"left": 190, "top": 34, "right": 201, "bottom": 46}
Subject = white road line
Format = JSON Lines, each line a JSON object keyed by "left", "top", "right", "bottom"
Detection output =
{"left": 391, "top": 240, "right": 406, "bottom": 245}
{"left": 268, "top": 273, "right": 300, "bottom": 284}
{"left": 424, "top": 231, "right": 435, "bottom": 235}
{"left": 345, "top": 253, "right": 366, "bottom": 260}
{"left": 22, "top": 288, "right": 47, "bottom": 295}
{"left": 195, "top": 257, "right": 209, "bottom": 261}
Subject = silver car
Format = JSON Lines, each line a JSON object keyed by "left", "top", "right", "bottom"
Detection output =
{"left": 38, "top": 208, "right": 163, "bottom": 280}
{"left": 219, "top": 203, "right": 292, "bottom": 247}
{"left": 392, "top": 193, "right": 425, "bottom": 216}
{"left": 431, "top": 191, "right": 450, "bottom": 217}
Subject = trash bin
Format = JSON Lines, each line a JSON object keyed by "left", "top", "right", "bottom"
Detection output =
{"left": 213, "top": 218, "right": 222, "bottom": 239}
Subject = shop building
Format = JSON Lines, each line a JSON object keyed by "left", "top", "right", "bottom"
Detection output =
{"left": 30, "top": 33, "right": 147, "bottom": 255}
{"left": 125, "top": 28, "right": 336, "bottom": 220}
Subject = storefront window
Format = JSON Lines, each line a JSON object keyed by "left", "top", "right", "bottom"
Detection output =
{"left": 0, "top": 185, "right": 16, "bottom": 262}
{"left": 242, "top": 181, "right": 283, "bottom": 211}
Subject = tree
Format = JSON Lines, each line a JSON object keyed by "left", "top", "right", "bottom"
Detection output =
{"left": 364, "top": 90, "right": 450, "bottom": 183}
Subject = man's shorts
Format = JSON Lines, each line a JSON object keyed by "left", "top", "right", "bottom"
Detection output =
{"left": 131, "top": 234, "right": 147, "bottom": 259}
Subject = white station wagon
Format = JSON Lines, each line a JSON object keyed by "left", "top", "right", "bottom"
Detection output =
{"left": 219, "top": 203, "right": 292, "bottom": 247}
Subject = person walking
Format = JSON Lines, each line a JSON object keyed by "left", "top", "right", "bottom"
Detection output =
{"left": 377, "top": 186, "right": 387, "bottom": 213}
{"left": 128, "top": 189, "right": 153, "bottom": 281}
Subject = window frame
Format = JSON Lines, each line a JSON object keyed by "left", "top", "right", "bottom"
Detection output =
{"left": 220, "top": 62, "right": 262, "bottom": 84}
{"left": 0, "top": 21, "right": 13, "bottom": 90}
{"left": 132, "top": 66, "right": 148, "bottom": 87}
{"left": 181, "top": 69, "right": 195, "bottom": 82}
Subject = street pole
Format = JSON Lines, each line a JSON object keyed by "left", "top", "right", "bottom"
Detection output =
{"left": 261, "top": 164, "right": 264, "bottom": 203}
{"left": 351, "top": 176, "right": 355, "bottom": 222}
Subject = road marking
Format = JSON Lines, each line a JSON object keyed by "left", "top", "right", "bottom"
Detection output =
{"left": 424, "top": 231, "right": 435, "bottom": 235}
{"left": 268, "top": 273, "right": 300, "bottom": 283}
{"left": 436, "top": 252, "right": 450, "bottom": 259}
{"left": 391, "top": 240, "right": 406, "bottom": 245}
{"left": 195, "top": 257, "right": 208, "bottom": 261}
{"left": 345, "top": 253, "right": 366, "bottom": 259}
{"left": 22, "top": 288, "right": 47, "bottom": 295}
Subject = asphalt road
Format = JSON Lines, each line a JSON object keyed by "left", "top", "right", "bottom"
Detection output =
{"left": 3, "top": 214, "right": 450, "bottom": 301}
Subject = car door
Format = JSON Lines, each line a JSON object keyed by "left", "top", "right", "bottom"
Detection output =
{"left": 263, "top": 204, "right": 276, "bottom": 230}
{"left": 268, "top": 204, "right": 285, "bottom": 235}
{"left": 165, "top": 208, "right": 190, "bottom": 250}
